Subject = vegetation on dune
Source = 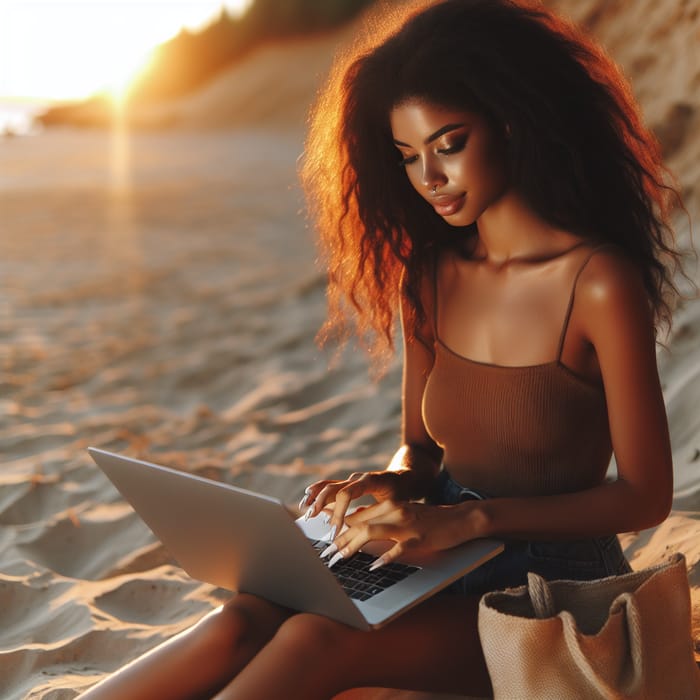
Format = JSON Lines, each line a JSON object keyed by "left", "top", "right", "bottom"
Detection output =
{"left": 38, "top": 0, "right": 377, "bottom": 127}
{"left": 132, "top": 0, "right": 376, "bottom": 102}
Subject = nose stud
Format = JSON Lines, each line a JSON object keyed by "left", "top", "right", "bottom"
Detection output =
{"left": 431, "top": 184, "right": 438, "bottom": 194}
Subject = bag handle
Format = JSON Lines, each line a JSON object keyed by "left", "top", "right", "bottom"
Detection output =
{"left": 527, "top": 572, "right": 556, "bottom": 619}
{"left": 526, "top": 573, "right": 645, "bottom": 697}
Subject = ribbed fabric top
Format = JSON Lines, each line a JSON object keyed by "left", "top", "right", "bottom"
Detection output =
{"left": 422, "top": 247, "right": 613, "bottom": 498}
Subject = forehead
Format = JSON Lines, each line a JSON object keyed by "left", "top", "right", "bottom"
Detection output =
{"left": 390, "top": 100, "right": 479, "bottom": 140}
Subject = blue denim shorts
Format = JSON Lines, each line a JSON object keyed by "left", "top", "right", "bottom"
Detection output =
{"left": 430, "top": 469, "right": 632, "bottom": 597}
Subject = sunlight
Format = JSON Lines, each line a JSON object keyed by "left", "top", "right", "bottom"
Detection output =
{"left": 110, "top": 96, "right": 131, "bottom": 193}
{"left": 0, "top": 1, "right": 252, "bottom": 100}
{"left": 105, "top": 49, "right": 155, "bottom": 105}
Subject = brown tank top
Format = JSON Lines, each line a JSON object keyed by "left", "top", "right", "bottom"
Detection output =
{"left": 422, "top": 247, "right": 613, "bottom": 498}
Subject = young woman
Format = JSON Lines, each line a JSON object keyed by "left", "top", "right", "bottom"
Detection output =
{"left": 79, "top": 1, "right": 684, "bottom": 697}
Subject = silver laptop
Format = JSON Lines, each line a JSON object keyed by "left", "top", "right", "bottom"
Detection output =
{"left": 88, "top": 447, "right": 503, "bottom": 630}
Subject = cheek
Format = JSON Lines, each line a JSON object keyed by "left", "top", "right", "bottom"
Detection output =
{"left": 444, "top": 158, "right": 471, "bottom": 184}
{"left": 477, "top": 138, "right": 509, "bottom": 189}
{"left": 403, "top": 166, "right": 424, "bottom": 194}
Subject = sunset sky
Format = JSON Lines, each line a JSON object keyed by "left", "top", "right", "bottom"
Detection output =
{"left": 0, "top": 1, "right": 252, "bottom": 100}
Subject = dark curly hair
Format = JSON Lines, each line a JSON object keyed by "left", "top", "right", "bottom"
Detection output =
{"left": 301, "top": 0, "right": 685, "bottom": 365}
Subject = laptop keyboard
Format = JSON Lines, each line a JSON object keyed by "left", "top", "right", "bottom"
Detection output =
{"left": 310, "top": 539, "right": 420, "bottom": 601}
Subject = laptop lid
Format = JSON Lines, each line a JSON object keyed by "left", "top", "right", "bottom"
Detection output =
{"left": 88, "top": 447, "right": 502, "bottom": 630}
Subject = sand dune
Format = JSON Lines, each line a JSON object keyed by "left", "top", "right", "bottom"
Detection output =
{"left": 1, "top": 1, "right": 698, "bottom": 698}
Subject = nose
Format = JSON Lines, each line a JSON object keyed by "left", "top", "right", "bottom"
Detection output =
{"left": 421, "top": 157, "right": 447, "bottom": 193}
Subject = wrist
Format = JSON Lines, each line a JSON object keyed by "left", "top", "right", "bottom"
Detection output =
{"left": 392, "top": 468, "right": 434, "bottom": 500}
{"left": 455, "top": 498, "right": 493, "bottom": 539}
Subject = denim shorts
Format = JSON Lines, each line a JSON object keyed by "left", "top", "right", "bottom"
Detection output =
{"left": 430, "top": 469, "right": 632, "bottom": 597}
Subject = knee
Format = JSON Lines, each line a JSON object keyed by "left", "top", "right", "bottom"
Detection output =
{"left": 194, "top": 595, "right": 264, "bottom": 655}
{"left": 275, "top": 613, "right": 351, "bottom": 662}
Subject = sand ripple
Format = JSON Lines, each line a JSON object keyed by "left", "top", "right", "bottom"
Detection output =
{"left": 1, "top": 1, "right": 699, "bottom": 695}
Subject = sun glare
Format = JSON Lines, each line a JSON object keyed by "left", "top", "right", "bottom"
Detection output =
{"left": 0, "top": 1, "right": 252, "bottom": 100}
{"left": 106, "top": 49, "right": 156, "bottom": 105}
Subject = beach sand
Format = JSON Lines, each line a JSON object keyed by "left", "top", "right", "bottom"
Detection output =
{"left": 1, "top": 1, "right": 698, "bottom": 698}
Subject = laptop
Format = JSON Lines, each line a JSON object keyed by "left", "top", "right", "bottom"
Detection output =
{"left": 88, "top": 447, "right": 503, "bottom": 630}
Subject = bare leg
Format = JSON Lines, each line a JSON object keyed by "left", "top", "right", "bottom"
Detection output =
{"left": 77, "top": 594, "right": 291, "bottom": 700}
{"left": 213, "top": 594, "right": 491, "bottom": 700}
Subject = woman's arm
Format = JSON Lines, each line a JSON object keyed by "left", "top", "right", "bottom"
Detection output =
{"left": 474, "top": 250, "right": 673, "bottom": 540}
{"left": 389, "top": 274, "right": 444, "bottom": 494}
{"left": 303, "top": 269, "right": 443, "bottom": 522}
{"left": 333, "top": 251, "right": 674, "bottom": 566}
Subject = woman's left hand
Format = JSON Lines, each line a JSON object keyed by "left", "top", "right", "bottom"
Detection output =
{"left": 322, "top": 499, "right": 481, "bottom": 569}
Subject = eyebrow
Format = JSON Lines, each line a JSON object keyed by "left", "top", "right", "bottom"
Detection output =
{"left": 393, "top": 122, "right": 466, "bottom": 148}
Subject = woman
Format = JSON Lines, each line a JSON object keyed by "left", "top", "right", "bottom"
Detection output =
{"left": 80, "top": 1, "right": 684, "bottom": 697}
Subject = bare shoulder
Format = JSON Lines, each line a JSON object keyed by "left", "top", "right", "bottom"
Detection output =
{"left": 578, "top": 245, "right": 644, "bottom": 299}
{"left": 575, "top": 245, "right": 654, "bottom": 344}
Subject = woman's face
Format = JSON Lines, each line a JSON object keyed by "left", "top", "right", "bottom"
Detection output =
{"left": 390, "top": 100, "right": 510, "bottom": 227}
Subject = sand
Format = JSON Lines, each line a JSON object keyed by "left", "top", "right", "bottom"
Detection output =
{"left": 1, "top": 1, "right": 698, "bottom": 698}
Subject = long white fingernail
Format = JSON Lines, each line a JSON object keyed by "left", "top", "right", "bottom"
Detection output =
{"left": 320, "top": 543, "right": 338, "bottom": 559}
{"left": 369, "top": 556, "right": 386, "bottom": 572}
{"left": 304, "top": 506, "right": 314, "bottom": 521}
{"left": 327, "top": 551, "right": 344, "bottom": 569}
{"left": 327, "top": 525, "right": 336, "bottom": 542}
{"left": 299, "top": 494, "right": 309, "bottom": 510}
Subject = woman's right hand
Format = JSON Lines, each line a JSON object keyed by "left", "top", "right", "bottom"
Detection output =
{"left": 300, "top": 469, "right": 423, "bottom": 533}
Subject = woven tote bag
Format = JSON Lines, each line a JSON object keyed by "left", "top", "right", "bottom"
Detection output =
{"left": 478, "top": 553, "right": 700, "bottom": 699}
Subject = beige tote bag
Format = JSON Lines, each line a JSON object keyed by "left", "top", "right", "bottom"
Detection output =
{"left": 478, "top": 553, "right": 700, "bottom": 699}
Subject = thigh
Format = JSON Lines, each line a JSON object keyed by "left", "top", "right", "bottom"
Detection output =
{"left": 78, "top": 594, "right": 292, "bottom": 700}
{"left": 344, "top": 593, "right": 490, "bottom": 696}
{"left": 224, "top": 592, "right": 491, "bottom": 699}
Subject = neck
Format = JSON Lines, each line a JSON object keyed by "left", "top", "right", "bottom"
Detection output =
{"left": 472, "top": 190, "right": 574, "bottom": 266}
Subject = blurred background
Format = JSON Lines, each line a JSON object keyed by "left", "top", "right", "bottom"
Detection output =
{"left": 0, "top": 1, "right": 698, "bottom": 696}
{"left": 1, "top": 0, "right": 392, "bottom": 486}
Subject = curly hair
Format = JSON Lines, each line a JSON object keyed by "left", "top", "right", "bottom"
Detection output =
{"left": 300, "top": 0, "right": 685, "bottom": 366}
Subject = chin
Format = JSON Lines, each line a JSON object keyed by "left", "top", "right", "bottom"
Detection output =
{"left": 443, "top": 211, "right": 476, "bottom": 227}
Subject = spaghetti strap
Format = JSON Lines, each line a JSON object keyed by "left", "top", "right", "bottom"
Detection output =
{"left": 555, "top": 244, "right": 614, "bottom": 361}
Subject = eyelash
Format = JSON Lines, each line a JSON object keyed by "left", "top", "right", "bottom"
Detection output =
{"left": 398, "top": 137, "right": 467, "bottom": 167}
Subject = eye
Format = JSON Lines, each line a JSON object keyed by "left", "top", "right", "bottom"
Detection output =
{"left": 437, "top": 136, "right": 467, "bottom": 156}
{"left": 398, "top": 154, "right": 419, "bottom": 167}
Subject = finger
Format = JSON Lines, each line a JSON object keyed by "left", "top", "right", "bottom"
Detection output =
{"left": 344, "top": 499, "right": 395, "bottom": 526}
{"left": 328, "top": 480, "right": 368, "bottom": 528}
{"left": 368, "top": 541, "right": 407, "bottom": 571}
{"left": 308, "top": 481, "right": 345, "bottom": 517}
{"left": 299, "top": 480, "right": 330, "bottom": 511}
{"left": 329, "top": 522, "right": 404, "bottom": 563}
{"left": 298, "top": 484, "right": 316, "bottom": 511}
{"left": 329, "top": 471, "right": 393, "bottom": 522}
{"left": 344, "top": 499, "right": 415, "bottom": 529}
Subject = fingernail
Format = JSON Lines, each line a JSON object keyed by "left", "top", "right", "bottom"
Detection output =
{"left": 327, "top": 551, "right": 344, "bottom": 569}
{"left": 299, "top": 494, "right": 309, "bottom": 510}
{"left": 304, "top": 486, "right": 312, "bottom": 494}
{"left": 304, "top": 506, "right": 314, "bottom": 521}
{"left": 369, "top": 556, "right": 386, "bottom": 572}
{"left": 320, "top": 543, "right": 338, "bottom": 559}
{"left": 327, "top": 525, "right": 336, "bottom": 542}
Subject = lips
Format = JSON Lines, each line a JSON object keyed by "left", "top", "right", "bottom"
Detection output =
{"left": 431, "top": 193, "right": 466, "bottom": 217}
